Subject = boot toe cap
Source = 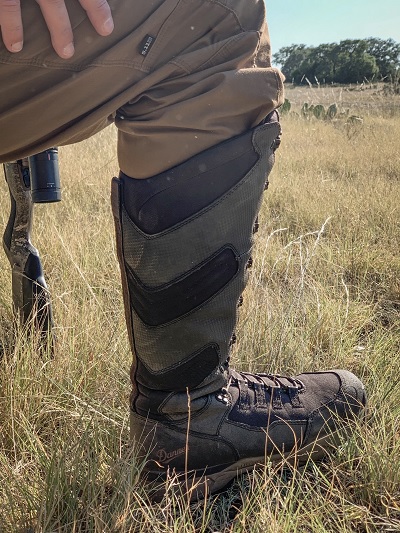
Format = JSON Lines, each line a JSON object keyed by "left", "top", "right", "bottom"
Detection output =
{"left": 300, "top": 369, "right": 366, "bottom": 413}
{"left": 335, "top": 369, "right": 367, "bottom": 410}
{"left": 299, "top": 369, "right": 366, "bottom": 448}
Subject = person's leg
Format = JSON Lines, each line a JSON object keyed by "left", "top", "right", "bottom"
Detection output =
{"left": 0, "top": 0, "right": 165, "bottom": 161}
{"left": 112, "top": 118, "right": 366, "bottom": 501}
{"left": 110, "top": 0, "right": 366, "bottom": 500}
{"left": 114, "top": 0, "right": 285, "bottom": 177}
{"left": 0, "top": 0, "right": 366, "bottom": 502}
{"left": 0, "top": 0, "right": 283, "bottom": 171}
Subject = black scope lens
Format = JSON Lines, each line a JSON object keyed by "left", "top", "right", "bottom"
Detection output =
{"left": 29, "top": 148, "right": 61, "bottom": 203}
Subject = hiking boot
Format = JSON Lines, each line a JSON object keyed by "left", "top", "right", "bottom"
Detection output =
{"left": 111, "top": 114, "right": 366, "bottom": 501}
{"left": 132, "top": 367, "right": 365, "bottom": 500}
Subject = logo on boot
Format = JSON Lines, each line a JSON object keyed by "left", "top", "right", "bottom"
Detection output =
{"left": 156, "top": 446, "right": 186, "bottom": 464}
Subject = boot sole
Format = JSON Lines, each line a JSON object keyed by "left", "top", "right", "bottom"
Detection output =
{"left": 144, "top": 436, "right": 333, "bottom": 503}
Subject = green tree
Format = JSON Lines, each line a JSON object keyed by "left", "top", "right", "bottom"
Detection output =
{"left": 335, "top": 39, "right": 379, "bottom": 83}
{"left": 272, "top": 44, "right": 311, "bottom": 80}
{"left": 274, "top": 39, "right": 392, "bottom": 84}
{"left": 273, "top": 38, "right": 398, "bottom": 84}
{"left": 365, "top": 37, "right": 400, "bottom": 79}
{"left": 313, "top": 43, "right": 341, "bottom": 82}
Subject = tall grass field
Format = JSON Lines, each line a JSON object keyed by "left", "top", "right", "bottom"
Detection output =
{"left": 0, "top": 84, "right": 399, "bottom": 532}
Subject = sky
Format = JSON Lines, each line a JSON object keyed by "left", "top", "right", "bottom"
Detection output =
{"left": 267, "top": 0, "right": 400, "bottom": 59}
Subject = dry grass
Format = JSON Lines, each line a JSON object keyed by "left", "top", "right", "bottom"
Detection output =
{"left": 0, "top": 86, "right": 399, "bottom": 532}
{"left": 284, "top": 82, "right": 400, "bottom": 117}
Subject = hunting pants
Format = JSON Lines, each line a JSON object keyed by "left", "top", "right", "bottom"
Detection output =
{"left": 0, "top": 0, "right": 284, "bottom": 177}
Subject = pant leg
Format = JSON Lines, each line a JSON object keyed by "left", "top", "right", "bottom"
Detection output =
{"left": 116, "top": 0, "right": 285, "bottom": 177}
{"left": 0, "top": 0, "right": 284, "bottom": 177}
{"left": 0, "top": 0, "right": 169, "bottom": 162}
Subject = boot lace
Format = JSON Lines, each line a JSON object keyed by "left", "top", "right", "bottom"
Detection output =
{"left": 229, "top": 369, "right": 305, "bottom": 391}
{"left": 215, "top": 360, "right": 305, "bottom": 407}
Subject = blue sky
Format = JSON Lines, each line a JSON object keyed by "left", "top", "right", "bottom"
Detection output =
{"left": 267, "top": 0, "right": 400, "bottom": 57}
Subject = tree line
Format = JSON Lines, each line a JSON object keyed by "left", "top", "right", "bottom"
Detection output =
{"left": 273, "top": 38, "right": 400, "bottom": 85}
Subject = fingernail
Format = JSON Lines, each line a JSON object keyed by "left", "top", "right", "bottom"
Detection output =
{"left": 62, "top": 42, "right": 75, "bottom": 58}
{"left": 102, "top": 17, "right": 114, "bottom": 35}
{"left": 11, "top": 41, "right": 23, "bottom": 52}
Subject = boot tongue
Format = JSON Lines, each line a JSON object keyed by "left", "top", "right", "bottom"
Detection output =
{"left": 228, "top": 369, "right": 304, "bottom": 390}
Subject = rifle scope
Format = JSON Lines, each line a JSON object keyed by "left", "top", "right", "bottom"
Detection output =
{"left": 28, "top": 148, "right": 61, "bottom": 203}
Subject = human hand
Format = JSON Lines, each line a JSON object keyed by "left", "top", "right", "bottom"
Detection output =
{"left": 0, "top": 0, "right": 114, "bottom": 58}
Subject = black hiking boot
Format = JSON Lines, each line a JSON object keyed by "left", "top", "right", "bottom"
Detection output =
{"left": 111, "top": 114, "right": 366, "bottom": 501}
{"left": 132, "top": 368, "right": 365, "bottom": 501}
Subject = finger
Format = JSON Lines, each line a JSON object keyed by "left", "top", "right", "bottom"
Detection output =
{"left": 78, "top": 0, "right": 113, "bottom": 36}
{"left": 0, "top": 0, "right": 24, "bottom": 52}
{"left": 36, "top": 0, "right": 75, "bottom": 58}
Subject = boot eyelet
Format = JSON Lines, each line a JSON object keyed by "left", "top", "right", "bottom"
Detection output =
{"left": 216, "top": 392, "right": 230, "bottom": 405}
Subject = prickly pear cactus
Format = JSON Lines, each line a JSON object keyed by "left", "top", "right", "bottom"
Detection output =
{"left": 301, "top": 102, "right": 309, "bottom": 118}
{"left": 281, "top": 98, "right": 291, "bottom": 115}
{"left": 313, "top": 104, "right": 326, "bottom": 119}
{"left": 327, "top": 103, "right": 338, "bottom": 119}
{"left": 301, "top": 102, "right": 314, "bottom": 119}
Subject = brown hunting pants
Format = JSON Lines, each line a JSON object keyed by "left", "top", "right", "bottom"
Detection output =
{"left": 0, "top": 0, "right": 284, "bottom": 178}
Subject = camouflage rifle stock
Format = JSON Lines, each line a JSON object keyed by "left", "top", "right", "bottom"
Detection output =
{"left": 3, "top": 150, "right": 60, "bottom": 351}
